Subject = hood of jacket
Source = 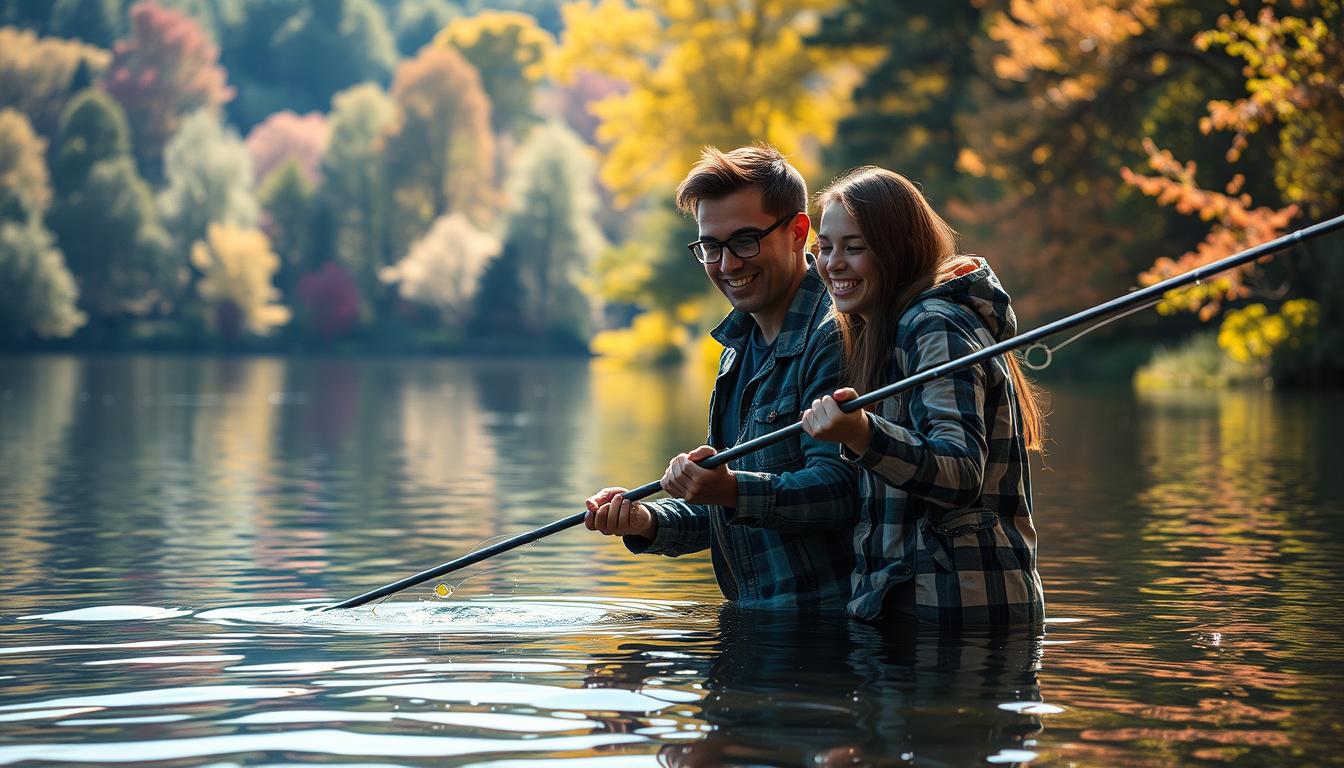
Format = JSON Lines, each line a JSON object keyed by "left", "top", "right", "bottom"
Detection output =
{"left": 910, "top": 257, "right": 1018, "bottom": 342}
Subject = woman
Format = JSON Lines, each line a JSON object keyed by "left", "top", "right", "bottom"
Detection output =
{"left": 800, "top": 166, "right": 1045, "bottom": 628}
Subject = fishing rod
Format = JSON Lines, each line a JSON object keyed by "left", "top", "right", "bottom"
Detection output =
{"left": 325, "top": 213, "right": 1344, "bottom": 610}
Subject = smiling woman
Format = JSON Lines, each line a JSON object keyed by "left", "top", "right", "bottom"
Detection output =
{"left": 804, "top": 165, "right": 1045, "bottom": 628}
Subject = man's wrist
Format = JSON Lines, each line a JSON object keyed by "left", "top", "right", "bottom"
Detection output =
{"left": 716, "top": 470, "right": 739, "bottom": 508}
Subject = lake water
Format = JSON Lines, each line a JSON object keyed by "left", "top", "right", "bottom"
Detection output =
{"left": 1, "top": 355, "right": 1342, "bottom": 766}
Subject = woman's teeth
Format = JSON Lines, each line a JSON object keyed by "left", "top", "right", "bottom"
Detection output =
{"left": 830, "top": 279, "right": 860, "bottom": 292}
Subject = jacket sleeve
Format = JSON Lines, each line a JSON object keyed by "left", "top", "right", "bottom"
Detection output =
{"left": 622, "top": 498, "right": 712, "bottom": 556}
{"left": 726, "top": 321, "right": 860, "bottom": 533}
{"left": 844, "top": 307, "right": 989, "bottom": 511}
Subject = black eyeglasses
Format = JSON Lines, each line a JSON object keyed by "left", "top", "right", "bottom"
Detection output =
{"left": 687, "top": 213, "right": 798, "bottom": 264}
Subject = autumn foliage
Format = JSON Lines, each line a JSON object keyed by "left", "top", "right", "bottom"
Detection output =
{"left": 103, "top": 1, "right": 233, "bottom": 176}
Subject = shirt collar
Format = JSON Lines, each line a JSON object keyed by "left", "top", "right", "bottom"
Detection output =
{"left": 710, "top": 262, "right": 827, "bottom": 358}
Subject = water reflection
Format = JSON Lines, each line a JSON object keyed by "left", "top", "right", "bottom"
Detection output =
{"left": 598, "top": 607, "right": 1046, "bottom": 767}
{"left": 1, "top": 358, "right": 1342, "bottom": 765}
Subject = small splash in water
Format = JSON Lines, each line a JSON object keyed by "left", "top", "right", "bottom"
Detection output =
{"left": 196, "top": 597, "right": 701, "bottom": 636}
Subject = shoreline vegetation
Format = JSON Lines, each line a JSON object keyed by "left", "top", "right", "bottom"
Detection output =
{"left": 1, "top": 1, "right": 1340, "bottom": 389}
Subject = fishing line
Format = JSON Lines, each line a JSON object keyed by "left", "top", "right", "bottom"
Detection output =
{"left": 1020, "top": 295, "right": 1163, "bottom": 371}
{"left": 433, "top": 535, "right": 539, "bottom": 600}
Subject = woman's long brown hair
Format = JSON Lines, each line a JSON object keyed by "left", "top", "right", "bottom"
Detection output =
{"left": 816, "top": 167, "right": 1044, "bottom": 451}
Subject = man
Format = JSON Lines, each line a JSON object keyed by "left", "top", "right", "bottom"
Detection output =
{"left": 584, "top": 144, "right": 857, "bottom": 609}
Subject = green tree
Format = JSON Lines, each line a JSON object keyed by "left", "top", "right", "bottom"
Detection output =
{"left": 43, "top": 94, "right": 175, "bottom": 321}
{"left": 492, "top": 122, "right": 604, "bottom": 341}
{"left": 103, "top": 1, "right": 234, "bottom": 179}
{"left": 158, "top": 110, "right": 259, "bottom": 255}
{"left": 48, "top": 0, "right": 123, "bottom": 48}
{"left": 50, "top": 157, "right": 175, "bottom": 318}
{"left": 812, "top": 1, "right": 985, "bottom": 192}
{"left": 320, "top": 82, "right": 397, "bottom": 301}
{"left": 0, "top": 220, "right": 86, "bottom": 339}
{"left": 0, "top": 26, "right": 110, "bottom": 137}
{"left": 218, "top": 0, "right": 397, "bottom": 129}
{"left": 391, "top": 0, "right": 457, "bottom": 56}
{"left": 257, "top": 157, "right": 317, "bottom": 295}
{"left": 48, "top": 89, "right": 130, "bottom": 196}
{"left": 0, "top": 0, "right": 53, "bottom": 32}
{"left": 591, "top": 199, "right": 700, "bottom": 313}
{"left": 435, "top": 10, "right": 554, "bottom": 137}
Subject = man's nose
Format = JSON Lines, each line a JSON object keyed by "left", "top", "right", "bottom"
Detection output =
{"left": 719, "top": 248, "right": 747, "bottom": 272}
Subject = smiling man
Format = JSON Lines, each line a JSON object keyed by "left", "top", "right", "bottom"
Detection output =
{"left": 584, "top": 145, "right": 858, "bottom": 609}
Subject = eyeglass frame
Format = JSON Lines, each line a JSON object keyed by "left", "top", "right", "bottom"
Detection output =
{"left": 687, "top": 212, "right": 800, "bottom": 265}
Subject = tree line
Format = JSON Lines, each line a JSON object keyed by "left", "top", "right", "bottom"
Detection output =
{"left": 1, "top": 0, "right": 1340, "bottom": 383}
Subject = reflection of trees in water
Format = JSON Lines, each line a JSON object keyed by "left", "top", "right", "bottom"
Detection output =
{"left": 583, "top": 361, "right": 714, "bottom": 488}
{"left": 586, "top": 607, "right": 1045, "bottom": 766}
{"left": 0, "top": 356, "right": 78, "bottom": 604}
{"left": 1041, "top": 388, "right": 1343, "bottom": 765}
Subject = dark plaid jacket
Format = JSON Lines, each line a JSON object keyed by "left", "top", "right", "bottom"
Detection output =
{"left": 626, "top": 266, "right": 859, "bottom": 609}
{"left": 844, "top": 260, "right": 1044, "bottom": 627}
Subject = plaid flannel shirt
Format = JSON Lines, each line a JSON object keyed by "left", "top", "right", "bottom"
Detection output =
{"left": 625, "top": 266, "right": 859, "bottom": 609}
{"left": 844, "top": 260, "right": 1044, "bottom": 627}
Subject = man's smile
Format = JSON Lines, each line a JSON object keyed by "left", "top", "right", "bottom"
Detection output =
{"left": 724, "top": 274, "right": 758, "bottom": 289}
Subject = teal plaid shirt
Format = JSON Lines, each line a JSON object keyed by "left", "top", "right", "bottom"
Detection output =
{"left": 625, "top": 266, "right": 859, "bottom": 609}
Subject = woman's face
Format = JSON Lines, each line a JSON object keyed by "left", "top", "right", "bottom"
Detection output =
{"left": 816, "top": 203, "right": 879, "bottom": 321}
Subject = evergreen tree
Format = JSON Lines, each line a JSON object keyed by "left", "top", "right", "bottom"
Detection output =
{"left": 49, "top": 89, "right": 130, "bottom": 196}
{"left": 257, "top": 158, "right": 317, "bottom": 295}
{"left": 48, "top": 0, "right": 123, "bottom": 48}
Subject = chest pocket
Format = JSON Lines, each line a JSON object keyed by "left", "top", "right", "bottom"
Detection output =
{"left": 748, "top": 389, "right": 803, "bottom": 471}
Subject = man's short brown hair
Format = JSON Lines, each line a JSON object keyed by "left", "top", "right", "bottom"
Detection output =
{"left": 675, "top": 144, "right": 807, "bottom": 220}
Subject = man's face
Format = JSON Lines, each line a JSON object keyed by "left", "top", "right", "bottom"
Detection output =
{"left": 696, "top": 188, "right": 807, "bottom": 318}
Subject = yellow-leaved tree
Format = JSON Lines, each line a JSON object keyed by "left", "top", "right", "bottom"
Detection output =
{"left": 435, "top": 11, "right": 554, "bottom": 138}
{"left": 548, "top": 0, "right": 878, "bottom": 207}
{"left": 191, "top": 223, "right": 291, "bottom": 339}
{"left": 1119, "top": 2, "right": 1342, "bottom": 372}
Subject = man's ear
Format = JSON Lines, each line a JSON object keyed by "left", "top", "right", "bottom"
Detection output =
{"left": 791, "top": 212, "right": 812, "bottom": 247}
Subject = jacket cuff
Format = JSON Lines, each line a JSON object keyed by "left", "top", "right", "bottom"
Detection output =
{"left": 721, "top": 471, "right": 776, "bottom": 527}
{"left": 623, "top": 502, "right": 691, "bottom": 556}
{"left": 843, "top": 417, "right": 916, "bottom": 484}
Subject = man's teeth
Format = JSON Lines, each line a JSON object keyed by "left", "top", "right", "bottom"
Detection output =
{"left": 830, "top": 279, "right": 860, "bottom": 291}
{"left": 725, "top": 275, "right": 757, "bottom": 288}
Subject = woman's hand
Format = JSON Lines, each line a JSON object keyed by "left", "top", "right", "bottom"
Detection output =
{"left": 801, "top": 388, "right": 871, "bottom": 455}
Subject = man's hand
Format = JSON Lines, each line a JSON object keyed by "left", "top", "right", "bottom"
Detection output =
{"left": 801, "top": 388, "right": 871, "bottom": 455}
{"left": 661, "top": 445, "right": 739, "bottom": 507}
{"left": 584, "top": 486, "right": 656, "bottom": 538}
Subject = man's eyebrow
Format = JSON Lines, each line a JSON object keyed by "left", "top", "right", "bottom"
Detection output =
{"left": 698, "top": 224, "right": 770, "bottom": 239}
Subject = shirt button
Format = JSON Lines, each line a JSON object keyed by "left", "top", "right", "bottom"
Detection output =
{"left": 766, "top": 410, "right": 777, "bottom": 422}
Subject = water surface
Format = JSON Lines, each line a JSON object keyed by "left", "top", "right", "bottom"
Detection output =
{"left": 1, "top": 355, "right": 1342, "bottom": 765}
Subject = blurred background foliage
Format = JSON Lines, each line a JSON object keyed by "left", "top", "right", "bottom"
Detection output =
{"left": 0, "top": 0, "right": 1339, "bottom": 386}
